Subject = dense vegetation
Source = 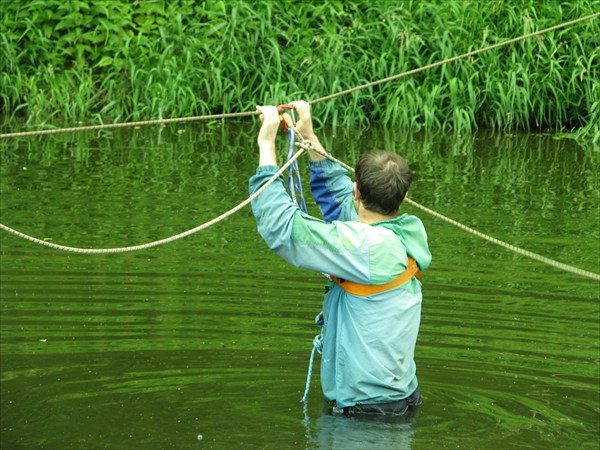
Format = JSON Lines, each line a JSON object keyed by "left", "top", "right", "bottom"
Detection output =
{"left": 1, "top": 0, "right": 598, "bottom": 142}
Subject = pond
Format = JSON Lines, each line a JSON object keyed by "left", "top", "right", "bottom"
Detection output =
{"left": 1, "top": 122, "right": 599, "bottom": 449}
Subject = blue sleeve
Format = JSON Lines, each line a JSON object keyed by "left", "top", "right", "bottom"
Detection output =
{"left": 309, "top": 159, "right": 356, "bottom": 222}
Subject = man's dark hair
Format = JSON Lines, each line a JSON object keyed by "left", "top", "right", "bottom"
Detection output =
{"left": 354, "top": 150, "right": 412, "bottom": 216}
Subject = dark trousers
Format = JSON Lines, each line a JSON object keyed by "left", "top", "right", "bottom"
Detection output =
{"left": 332, "top": 388, "right": 422, "bottom": 416}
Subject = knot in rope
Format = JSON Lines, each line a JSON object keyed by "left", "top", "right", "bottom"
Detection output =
{"left": 312, "top": 334, "right": 323, "bottom": 355}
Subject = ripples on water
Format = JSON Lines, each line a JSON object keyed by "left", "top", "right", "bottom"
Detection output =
{"left": 1, "top": 125, "right": 598, "bottom": 449}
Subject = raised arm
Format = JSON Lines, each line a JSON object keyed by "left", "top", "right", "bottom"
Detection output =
{"left": 256, "top": 105, "right": 280, "bottom": 166}
{"left": 282, "top": 100, "right": 354, "bottom": 222}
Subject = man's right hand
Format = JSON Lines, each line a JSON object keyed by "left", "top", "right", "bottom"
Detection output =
{"left": 286, "top": 100, "right": 327, "bottom": 161}
{"left": 287, "top": 100, "right": 316, "bottom": 141}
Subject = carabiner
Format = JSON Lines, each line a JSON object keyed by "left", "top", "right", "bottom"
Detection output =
{"left": 278, "top": 104, "right": 295, "bottom": 132}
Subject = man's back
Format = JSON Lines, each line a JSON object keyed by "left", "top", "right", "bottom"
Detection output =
{"left": 251, "top": 102, "right": 431, "bottom": 414}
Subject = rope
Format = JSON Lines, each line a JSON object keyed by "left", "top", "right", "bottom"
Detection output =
{"left": 300, "top": 345, "right": 319, "bottom": 404}
{"left": 1, "top": 135, "right": 599, "bottom": 280}
{"left": 1, "top": 12, "right": 597, "bottom": 140}
{"left": 310, "top": 12, "right": 600, "bottom": 105}
{"left": 0, "top": 111, "right": 257, "bottom": 139}
{"left": 301, "top": 313, "right": 324, "bottom": 404}
{"left": 0, "top": 141, "right": 312, "bottom": 254}
{"left": 1, "top": 13, "right": 598, "bottom": 280}
{"left": 309, "top": 150, "right": 600, "bottom": 282}
{"left": 403, "top": 200, "right": 600, "bottom": 281}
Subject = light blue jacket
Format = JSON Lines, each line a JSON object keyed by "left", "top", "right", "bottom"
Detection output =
{"left": 250, "top": 159, "right": 431, "bottom": 408}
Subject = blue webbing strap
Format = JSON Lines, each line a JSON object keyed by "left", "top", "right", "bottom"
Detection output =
{"left": 285, "top": 111, "right": 308, "bottom": 214}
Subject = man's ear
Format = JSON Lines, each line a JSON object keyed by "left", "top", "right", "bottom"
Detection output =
{"left": 353, "top": 182, "right": 362, "bottom": 200}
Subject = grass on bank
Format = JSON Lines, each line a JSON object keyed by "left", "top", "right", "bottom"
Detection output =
{"left": 0, "top": 0, "right": 598, "bottom": 144}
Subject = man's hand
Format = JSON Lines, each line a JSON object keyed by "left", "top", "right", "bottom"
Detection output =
{"left": 285, "top": 100, "right": 327, "bottom": 161}
{"left": 287, "top": 100, "right": 316, "bottom": 141}
{"left": 256, "top": 105, "right": 279, "bottom": 166}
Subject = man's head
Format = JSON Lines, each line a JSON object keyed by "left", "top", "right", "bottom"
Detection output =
{"left": 354, "top": 150, "right": 412, "bottom": 216}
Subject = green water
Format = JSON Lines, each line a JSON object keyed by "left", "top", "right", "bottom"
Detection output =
{"left": 1, "top": 124, "right": 599, "bottom": 450}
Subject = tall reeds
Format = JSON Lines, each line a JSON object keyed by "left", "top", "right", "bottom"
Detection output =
{"left": 0, "top": 0, "right": 598, "bottom": 142}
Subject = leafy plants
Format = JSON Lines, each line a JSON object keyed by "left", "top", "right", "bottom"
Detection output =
{"left": 1, "top": 0, "right": 598, "bottom": 142}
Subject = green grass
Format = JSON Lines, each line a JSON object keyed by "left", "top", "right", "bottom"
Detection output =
{"left": 0, "top": 0, "right": 598, "bottom": 145}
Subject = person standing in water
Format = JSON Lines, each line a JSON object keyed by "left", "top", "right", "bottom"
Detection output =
{"left": 249, "top": 101, "right": 431, "bottom": 415}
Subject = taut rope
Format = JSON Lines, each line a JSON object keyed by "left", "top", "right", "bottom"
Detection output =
{"left": 309, "top": 12, "right": 600, "bottom": 105}
{"left": 1, "top": 133, "right": 599, "bottom": 281}
{"left": 0, "top": 141, "right": 311, "bottom": 254}
{"left": 320, "top": 154, "right": 600, "bottom": 282}
{"left": 1, "top": 12, "right": 597, "bottom": 139}
{"left": 1, "top": 13, "right": 598, "bottom": 280}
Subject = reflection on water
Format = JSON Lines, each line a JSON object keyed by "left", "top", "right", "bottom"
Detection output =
{"left": 310, "top": 412, "right": 419, "bottom": 450}
{"left": 1, "top": 123, "right": 599, "bottom": 449}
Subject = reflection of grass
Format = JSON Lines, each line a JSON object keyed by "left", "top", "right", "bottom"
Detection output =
{"left": 0, "top": 1, "right": 598, "bottom": 141}
{"left": 2, "top": 124, "right": 597, "bottom": 223}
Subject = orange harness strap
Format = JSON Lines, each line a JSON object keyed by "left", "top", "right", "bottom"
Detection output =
{"left": 332, "top": 257, "right": 421, "bottom": 296}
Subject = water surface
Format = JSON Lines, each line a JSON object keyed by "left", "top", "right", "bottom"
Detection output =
{"left": 1, "top": 123, "right": 599, "bottom": 449}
